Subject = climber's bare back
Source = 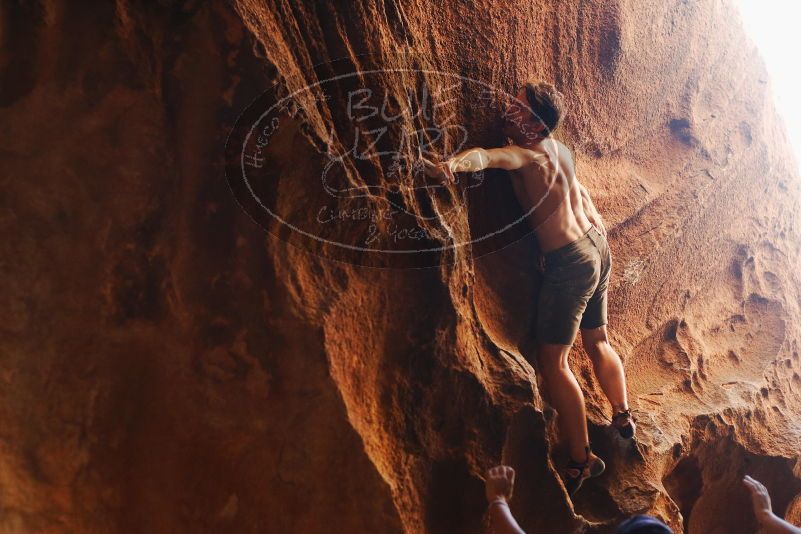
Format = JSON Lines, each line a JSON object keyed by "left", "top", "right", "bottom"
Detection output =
{"left": 507, "top": 139, "right": 594, "bottom": 252}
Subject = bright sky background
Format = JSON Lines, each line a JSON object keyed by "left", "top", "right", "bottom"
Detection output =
{"left": 734, "top": 0, "right": 801, "bottom": 168}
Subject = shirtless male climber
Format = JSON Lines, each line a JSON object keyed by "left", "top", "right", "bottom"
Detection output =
{"left": 421, "top": 81, "right": 635, "bottom": 497}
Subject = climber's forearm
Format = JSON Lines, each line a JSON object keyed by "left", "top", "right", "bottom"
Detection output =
{"left": 577, "top": 180, "right": 592, "bottom": 207}
{"left": 444, "top": 146, "right": 533, "bottom": 172}
{"left": 760, "top": 513, "right": 801, "bottom": 534}
{"left": 576, "top": 179, "right": 608, "bottom": 236}
{"left": 444, "top": 148, "right": 490, "bottom": 173}
{"left": 577, "top": 180, "right": 599, "bottom": 216}
{"left": 488, "top": 500, "right": 526, "bottom": 534}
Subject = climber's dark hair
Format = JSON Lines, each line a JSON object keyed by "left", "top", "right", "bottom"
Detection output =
{"left": 523, "top": 80, "right": 565, "bottom": 137}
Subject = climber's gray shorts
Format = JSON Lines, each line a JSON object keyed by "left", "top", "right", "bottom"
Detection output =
{"left": 535, "top": 226, "right": 612, "bottom": 346}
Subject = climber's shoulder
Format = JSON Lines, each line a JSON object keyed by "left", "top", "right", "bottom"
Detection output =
{"left": 541, "top": 138, "right": 577, "bottom": 172}
{"left": 515, "top": 138, "right": 571, "bottom": 157}
{"left": 546, "top": 138, "right": 573, "bottom": 159}
{"left": 501, "top": 144, "right": 547, "bottom": 164}
{"left": 504, "top": 144, "right": 542, "bottom": 160}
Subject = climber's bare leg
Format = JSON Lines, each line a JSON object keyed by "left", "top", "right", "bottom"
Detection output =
{"left": 581, "top": 325, "right": 628, "bottom": 413}
{"left": 538, "top": 342, "right": 589, "bottom": 462}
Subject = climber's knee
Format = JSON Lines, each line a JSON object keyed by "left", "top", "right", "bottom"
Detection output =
{"left": 581, "top": 324, "right": 609, "bottom": 357}
{"left": 537, "top": 342, "right": 572, "bottom": 376}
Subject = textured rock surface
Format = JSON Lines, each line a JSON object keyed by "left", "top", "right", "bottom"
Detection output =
{"left": 2, "top": 0, "right": 801, "bottom": 533}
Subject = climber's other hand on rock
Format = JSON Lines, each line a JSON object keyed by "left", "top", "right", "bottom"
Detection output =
{"left": 420, "top": 156, "right": 442, "bottom": 177}
{"left": 485, "top": 465, "right": 515, "bottom": 503}
{"left": 743, "top": 476, "right": 801, "bottom": 534}
{"left": 590, "top": 213, "right": 607, "bottom": 238}
{"left": 743, "top": 475, "right": 772, "bottom": 521}
{"left": 420, "top": 156, "right": 456, "bottom": 184}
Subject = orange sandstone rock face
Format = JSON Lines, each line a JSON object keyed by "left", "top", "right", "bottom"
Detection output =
{"left": 1, "top": 0, "right": 800, "bottom": 533}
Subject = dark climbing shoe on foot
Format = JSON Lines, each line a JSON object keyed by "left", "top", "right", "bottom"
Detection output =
{"left": 612, "top": 408, "right": 636, "bottom": 439}
{"left": 562, "top": 447, "right": 606, "bottom": 497}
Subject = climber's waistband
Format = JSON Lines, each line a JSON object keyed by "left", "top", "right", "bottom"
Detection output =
{"left": 542, "top": 227, "right": 596, "bottom": 261}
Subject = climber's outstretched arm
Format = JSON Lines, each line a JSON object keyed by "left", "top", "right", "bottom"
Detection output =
{"left": 485, "top": 466, "right": 526, "bottom": 534}
{"left": 744, "top": 476, "right": 801, "bottom": 534}
{"left": 446, "top": 146, "right": 537, "bottom": 172}
{"left": 421, "top": 146, "right": 537, "bottom": 182}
